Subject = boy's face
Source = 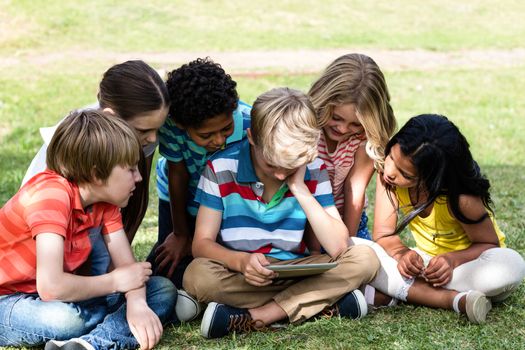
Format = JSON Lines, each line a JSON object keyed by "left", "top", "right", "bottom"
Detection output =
{"left": 248, "top": 137, "right": 298, "bottom": 181}
{"left": 184, "top": 113, "right": 234, "bottom": 152}
{"left": 97, "top": 164, "right": 142, "bottom": 208}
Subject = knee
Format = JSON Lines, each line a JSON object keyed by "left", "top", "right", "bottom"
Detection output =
{"left": 148, "top": 276, "right": 177, "bottom": 300}
{"left": 40, "top": 302, "right": 89, "bottom": 338}
{"left": 340, "top": 245, "right": 381, "bottom": 279}
{"left": 183, "top": 258, "right": 223, "bottom": 302}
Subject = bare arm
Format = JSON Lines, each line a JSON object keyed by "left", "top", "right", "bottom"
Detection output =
{"left": 424, "top": 194, "right": 500, "bottom": 286}
{"left": 372, "top": 175, "right": 425, "bottom": 277}
{"left": 287, "top": 166, "right": 348, "bottom": 258}
{"left": 154, "top": 160, "right": 192, "bottom": 277}
{"left": 342, "top": 144, "right": 375, "bottom": 236}
{"left": 372, "top": 173, "right": 407, "bottom": 258}
{"left": 36, "top": 229, "right": 151, "bottom": 302}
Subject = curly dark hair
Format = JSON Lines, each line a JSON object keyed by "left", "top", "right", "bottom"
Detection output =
{"left": 166, "top": 57, "right": 238, "bottom": 128}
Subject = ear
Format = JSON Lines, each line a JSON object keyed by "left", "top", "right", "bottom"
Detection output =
{"left": 175, "top": 121, "right": 186, "bottom": 130}
{"left": 102, "top": 107, "right": 116, "bottom": 116}
{"left": 246, "top": 128, "right": 255, "bottom": 146}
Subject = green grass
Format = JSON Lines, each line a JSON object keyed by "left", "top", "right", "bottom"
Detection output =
{"left": 2, "top": 0, "right": 525, "bottom": 54}
{"left": 1, "top": 1, "right": 524, "bottom": 349}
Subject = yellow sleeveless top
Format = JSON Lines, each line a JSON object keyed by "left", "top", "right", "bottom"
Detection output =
{"left": 396, "top": 187, "right": 505, "bottom": 256}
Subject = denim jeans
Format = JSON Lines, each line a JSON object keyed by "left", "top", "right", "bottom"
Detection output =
{"left": 0, "top": 276, "right": 177, "bottom": 349}
{"left": 146, "top": 199, "right": 194, "bottom": 288}
{"left": 356, "top": 211, "right": 371, "bottom": 240}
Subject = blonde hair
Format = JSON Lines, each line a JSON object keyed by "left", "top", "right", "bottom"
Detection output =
{"left": 47, "top": 109, "right": 141, "bottom": 184}
{"left": 308, "top": 53, "right": 397, "bottom": 171}
{"left": 250, "top": 88, "right": 320, "bottom": 169}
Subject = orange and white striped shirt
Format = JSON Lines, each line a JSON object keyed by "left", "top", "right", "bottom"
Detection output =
{"left": 0, "top": 170, "right": 122, "bottom": 295}
{"left": 317, "top": 131, "right": 367, "bottom": 214}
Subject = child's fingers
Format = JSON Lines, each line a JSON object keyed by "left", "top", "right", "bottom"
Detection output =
{"left": 245, "top": 274, "right": 273, "bottom": 286}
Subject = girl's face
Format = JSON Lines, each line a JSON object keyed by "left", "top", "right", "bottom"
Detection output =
{"left": 383, "top": 143, "right": 418, "bottom": 188}
{"left": 324, "top": 104, "right": 365, "bottom": 142}
{"left": 127, "top": 106, "right": 169, "bottom": 147}
{"left": 185, "top": 113, "right": 235, "bottom": 152}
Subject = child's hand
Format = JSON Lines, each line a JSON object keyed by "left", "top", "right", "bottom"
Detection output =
{"left": 423, "top": 254, "right": 454, "bottom": 287}
{"left": 397, "top": 250, "right": 424, "bottom": 279}
{"left": 126, "top": 300, "right": 163, "bottom": 350}
{"left": 154, "top": 232, "right": 191, "bottom": 278}
{"left": 286, "top": 165, "right": 307, "bottom": 194}
{"left": 241, "top": 253, "right": 277, "bottom": 287}
{"left": 113, "top": 262, "right": 152, "bottom": 292}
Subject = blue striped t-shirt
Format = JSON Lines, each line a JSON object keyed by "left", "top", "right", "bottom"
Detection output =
{"left": 156, "top": 100, "right": 251, "bottom": 216}
{"left": 195, "top": 138, "right": 335, "bottom": 260}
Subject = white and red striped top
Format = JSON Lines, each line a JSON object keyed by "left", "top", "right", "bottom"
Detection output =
{"left": 317, "top": 131, "right": 367, "bottom": 213}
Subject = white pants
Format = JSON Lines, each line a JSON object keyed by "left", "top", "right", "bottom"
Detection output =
{"left": 350, "top": 237, "right": 525, "bottom": 302}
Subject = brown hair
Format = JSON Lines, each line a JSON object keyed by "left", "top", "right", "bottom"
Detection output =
{"left": 47, "top": 109, "right": 140, "bottom": 183}
{"left": 98, "top": 60, "right": 169, "bottom": 239}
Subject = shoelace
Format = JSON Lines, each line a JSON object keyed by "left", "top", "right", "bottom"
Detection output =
{"left": 320, "top": 303, "right": 340, "bottom": 319}
{"left": 227, "top": 314, "right": 266, "bottom": 333}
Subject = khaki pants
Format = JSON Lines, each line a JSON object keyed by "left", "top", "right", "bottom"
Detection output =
{"left": 183, "top": 245, "right": 379, "bottom": 323}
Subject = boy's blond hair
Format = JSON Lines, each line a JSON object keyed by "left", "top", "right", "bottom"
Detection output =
{"left": 250, "top": 88, "right": 320, "bottom": 169}
{"left": 47, "top": 109, "right": 141, "bottom": 184}
{"left": 308, "top": 53, "right": 397, "bottom": 171}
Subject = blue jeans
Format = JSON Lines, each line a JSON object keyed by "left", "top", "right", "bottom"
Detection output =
{"left": 0, "top": 276, "right": 177, "bottom": 349}
{"left": 356, "top": 211, "right": 371, "bottom": 240}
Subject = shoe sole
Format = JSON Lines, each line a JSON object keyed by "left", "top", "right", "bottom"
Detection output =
{"left": 176, "top": 290, "right": 203, "bottom": 322}
{"left": 200, "top": 302, "right": 220, "bottom": 338}
{"left": 466, "top": 291, "right": 492, "bottom": 323}
{"left": 353, "top": 289, "right": 368, "bottom": 319}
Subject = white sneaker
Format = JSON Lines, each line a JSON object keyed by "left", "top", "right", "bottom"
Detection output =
{"left": 45, "top": 338, "right": 95, "bottom": 350}
{"left": 465, "top": 290, "right": 492, "bottom": 324}
{"left": 176, "top": 289, "right": 204, "bottom": 322}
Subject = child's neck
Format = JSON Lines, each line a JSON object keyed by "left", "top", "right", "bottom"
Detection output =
{"left": 323, "top": 130, "right": 338, "bottom": 153}
{"left": 408, "top": 186, "right": 433, "bottom": 217}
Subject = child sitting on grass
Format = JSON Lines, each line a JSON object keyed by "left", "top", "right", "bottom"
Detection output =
{"left": 372, "top": 114, "right": 525, "bottom": 323}
{"left": 149, "top": 58, "right": 251, "bottom": 321}
{"left": 183, "top": 87, "right": 380, "bottom": 339}
{"left": 0, "top": 110, "right": 176, "bottom": 350}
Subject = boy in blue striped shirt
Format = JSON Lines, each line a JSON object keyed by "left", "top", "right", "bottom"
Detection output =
{"left": 148, "top": 58, "right": 251, "bottom": 298}
{"left": 184, "top": 88, "right": 380, "bottom": 339}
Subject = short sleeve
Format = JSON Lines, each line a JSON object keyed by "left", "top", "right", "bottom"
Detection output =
{"left": 158, "top": 118, "right": 184, "bottom": 163}
{"left": 25, "top": 179, "right": 72, "bottom": 238}
{"left": 194, "top": 161, "right": 224, "bottom": 211}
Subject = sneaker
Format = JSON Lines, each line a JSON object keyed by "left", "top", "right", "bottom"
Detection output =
{"left": 465, "top": 290, "right": 492, "bottom": 324}
{"left": 200, "top": 302, "right": 265, "bottom": 339}
{"left": 322, "top": 289, "right": 368, "bottom": 320}
{"left": 176, "top": 289, "right": 204, "bottom": 322}
{"left": 45, "top": 338, "right": 95, "bottom": 350}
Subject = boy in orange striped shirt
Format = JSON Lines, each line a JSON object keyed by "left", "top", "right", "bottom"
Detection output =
{"left": 0, "top": 110, "right": 176, "bottom": 350}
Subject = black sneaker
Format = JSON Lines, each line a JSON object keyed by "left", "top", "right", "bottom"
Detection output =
{"left": 200, "top": 302, "right": 265, "bottom": 339}
{"left": 321, "top": 289, "right": 367, "bottom": 320}
{"left": 44, "top": 338, "right": 95, "bottom": 350}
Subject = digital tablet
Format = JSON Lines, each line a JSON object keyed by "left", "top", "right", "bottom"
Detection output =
{"left": 267, "top": 262, "right": 338, "bottom": 278}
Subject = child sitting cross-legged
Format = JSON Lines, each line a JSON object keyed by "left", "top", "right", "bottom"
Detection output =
{"left": 183, "top": 87, "right": 380, "bottom": 339}
{"left": 0, "top": 110, "right": 176, "bottom": 350}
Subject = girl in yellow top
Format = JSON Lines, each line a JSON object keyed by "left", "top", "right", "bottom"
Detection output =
{"left": 372, "top": 114, "right": 525, "bottom": 323}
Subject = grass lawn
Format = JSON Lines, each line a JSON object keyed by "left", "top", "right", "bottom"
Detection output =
{"left": 1, "top": 1, "right": 524, "bottom": 349}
